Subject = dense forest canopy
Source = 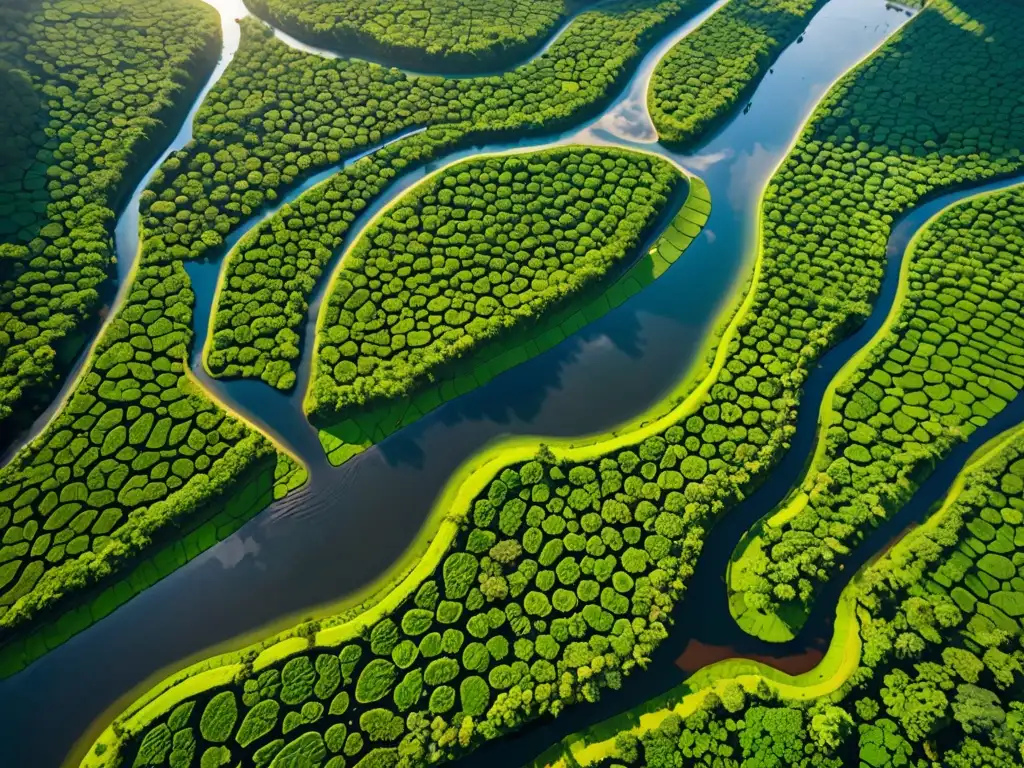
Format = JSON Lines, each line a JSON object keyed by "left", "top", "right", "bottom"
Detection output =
{"left": 649, "top": 0, "right": 824, "bottom": 145}
{"left": 0, "top": 0, "right": 719, "bottom": 662}
{"left": 579, "top": 428, "right": 1024, "bottom": 768}
{"left": 308, "top": 148, "right": 677, "bottom": 411}
{"left": 2, "top": 0, "right": 1023, "bottom": 766}
{"left": 91, "top": 2, "right": 1024, "bottom": 765}
{"left": 0, "top": 0, "right": 219, "bottom": 433}
{"left": 245, "top": 0, "right": 597, "bottom": 71}
{"left": 735, "top": 187, "right": 1024, "bottom": 632}
{"left": 208, "top": 147, "right": 680, "bottom": 395}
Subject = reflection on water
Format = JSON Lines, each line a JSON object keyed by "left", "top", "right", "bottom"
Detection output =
{"left": 581, "top": 0, "right": 729, "bottom": 143}
{"left": 0, "top": 0, "right": 247, "bottom": 466}
{"left": 0, "top": 0, "right": 914, "bottom": 766}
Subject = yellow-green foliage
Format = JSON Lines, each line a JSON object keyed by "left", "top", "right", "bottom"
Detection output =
{"left": 102, "top": 437, "right": 715, "bottom": 768}
{"left": 308, "top": 147, "right": 680, "bottom": 412}
{"left": 0, "top": 0, "right": 219, "bottom": 429}
{"left": 741, "top": 185, "right": 1024, "bottom": 617}
{"left": 76, "top": 2, "right": 1024, "bottom": 766}
{"left": 144, "top": 1, "right": 701, "bottom": 265}
{"left": 649, "top": 0, "right": 822, "bottom": 145}
{"left": 247, "top": 0, "right": 581, "bottom": 72}
{"left": 0, "top": 0, "right": 706, "bottom": 648}
{"left": 315, "top": 180, "right": 710, "bottom": 463}
{"left": 197, "top": 0, "right": 709, "bottom": 391}
{"left": 0, "top": 261, "right": 280, "bottom": 632}
{"left": 589, "top": 431, "right": 1024, "bottom": 768}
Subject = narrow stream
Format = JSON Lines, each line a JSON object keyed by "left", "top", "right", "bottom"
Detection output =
{"left": 0, "top": 0, "right": 918, "bottom": 765}
{"left": 453, "top": 172, "right": 1024, "bottom": 768}
{"left": 0, "top": 0, "right": 623, "bottom": 465}
{"left": 184, "top": 0, "right": 733, "bottom": 463}
{"left": 258, "top": 0, "right": 624, "bottom": 79}
{"left": 0, "top": 0, "right": 245, "bottom": 467}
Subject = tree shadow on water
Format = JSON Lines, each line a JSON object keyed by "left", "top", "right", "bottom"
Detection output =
{"left": 374, "top": 303, "right": 649, "bottom": 471}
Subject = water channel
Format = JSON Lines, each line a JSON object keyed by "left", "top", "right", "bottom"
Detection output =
{"left": 456, "top": 171, "right": 1024, "bottom": 768}
{"left": 5, "top": 0, "right": 1004, "bottom": 766}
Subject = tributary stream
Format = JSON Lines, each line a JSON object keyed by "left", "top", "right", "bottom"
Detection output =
{"left": 6, "top": 1, "right": 1008, "bottom": 766}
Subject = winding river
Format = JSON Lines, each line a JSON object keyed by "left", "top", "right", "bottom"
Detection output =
{"left": 5, "top": 0, "right": 1004, "bottom": 766}
{"left": 454, "top": 171, "right": 1024, "bottom": 768}
{"left": 260, "top": 0, "right": 626, "bottom": 79}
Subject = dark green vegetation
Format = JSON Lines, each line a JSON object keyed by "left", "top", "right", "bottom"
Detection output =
{"left": 316, "top": 178, "right": 711, "bottom": 466}
{"left": 0, "top": 0, "right": 219, "bottom": 436}
{"left": 307, "top": 148, "right": 680, "bottom": 413}
{"left": 143, "top": 0, "right": 705, "bottom": 268}
{"left": 118, "top": 439, "right": 715, "bottom": 768}
{"left": 0, "top": 270, "right": 304, "bottom": 636}
{"left": 736, "top": 186, "right": 1024, "bottom": 627}
{"left": 591, "top": 430, "right": 1024, "bottom": 768}
{"left": 649, "top": 0, "right": 823, "bottom": 145}
{"left": 0, "top": 459, "right": 302, "bottom": 677}
{"left": 0, "top": 1, "right": 317, "bottom": 638}
{"left": 246, "top": 0, "right": 594, "bottom": 72}
{"left": 0, "top": 0, "right": 709, "bottom": 649}
{"left": 195, "top": 0, "right": 711, "bottom": 392}
{"left": 80, "top": 0, "right": 1024, "bottom": 765}
{"left": 210, "top": 148, "right": 680, "bottom": 395}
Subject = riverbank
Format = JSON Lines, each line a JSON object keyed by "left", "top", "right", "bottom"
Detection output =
{"left": 728, "top": 178, "right": 1024, "bottom": 643}
{"left": 314, "top": 169, "right": 711, "bottom": 466}
{"left": 533, "top": 417, "right": 1024, "bottom": 767}
{"left": 0, "top": 3, "right": 915, "bottom": 766}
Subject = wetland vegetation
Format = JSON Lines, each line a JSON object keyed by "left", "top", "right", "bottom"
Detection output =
{"left": 0, "top": 0, "right": 1022, "bottom": 766}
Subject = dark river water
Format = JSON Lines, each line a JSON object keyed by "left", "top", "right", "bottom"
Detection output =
{"left": 2, "top": 0, "right": 985, "bottom": 766}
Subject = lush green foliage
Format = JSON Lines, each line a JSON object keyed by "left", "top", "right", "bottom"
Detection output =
{"left": 0, "top": 253, "right": 301, "bottom": 634}
{"left": 0, "top": 0, "right": 707, "bottom": 646}
{"left": 738, "top": 186, "right": 1024, "bottom": 620}
{"left": 246, "top": 0, "right": 588, "bottom": 72}
{"left": 82, "top": 1, "right": 1024, "bottom": 765}
{"left": 209, "top": 147, "right": 679, "bottom": 393}
{"left": 192, "top": 0, "right": 706, "bottom": 389}
{"left": 315, "top": 178, "right": 708, "bottom": 465}
{"left": 649, "top": 0, "right": 823, "bottom": 145}
{"left": 144, "top": 1, "right": 699, "bottom": 267}
{"left": 116, "top": 440, "right": 713, "bottom": 767}
{"left": 597, "top": 433, "right": 1024, "bottom": 768}
{"left": 0, "top": 0, "right": 219, "bottom": 431}
{"left": 305, "top": 148, "right": 679, "bottom": 411}
{"left": 0, "top": 457, "right": 304, "bottom": 678}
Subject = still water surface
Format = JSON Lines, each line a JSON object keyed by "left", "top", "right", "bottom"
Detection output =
{"left": 0, "top": 0, "right": 920, "bottom": 764}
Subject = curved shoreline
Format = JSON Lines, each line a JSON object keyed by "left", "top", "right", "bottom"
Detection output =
{"left": 196, "top": 127, "right": 429, "bottom": 430}
{"left": 0, "top": 0, "right": 733, "bottom": 688}
{"left": 244, "top": 0, "right": 632, "bottom": 78}
{"left": 0, "top": 2, "right": 913, "bottom": 766}
{"left": 304, "top": 144, "right": 700, "bottom": 426}
{"left": 646, "top": 0, "right": 830, "bottom": 148}
{"left": 68, "top": 5, "right": 924, "bottom": 757}
{"left": 72, "top": 166, "right": 713, "bottom": 768}
{"left": 728, "top": 177, "right": 1024, "bottom": 643}
{"left": 534, "top": 420, "right": 1024, "bottom": 768}
{"left": 0, "top": 4, "right": 233, "bottom": 468}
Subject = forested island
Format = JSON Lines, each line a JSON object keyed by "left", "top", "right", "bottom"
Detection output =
{"left": 1, "top": 0, "right": 1022, "bottom": 767}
